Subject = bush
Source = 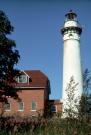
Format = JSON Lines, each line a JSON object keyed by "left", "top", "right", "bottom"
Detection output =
{"left": 0, "top": 115, "right": 91, "bottom": 135}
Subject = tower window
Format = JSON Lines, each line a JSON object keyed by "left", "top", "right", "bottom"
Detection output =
{"left": 69, "top": 33, "right": 73, "bottom": 38}
{"left": 31, "top": 101, "right": 37, "bottom": 111}
{"left": 18, "top": 102, "right": 24, "bottom": 111}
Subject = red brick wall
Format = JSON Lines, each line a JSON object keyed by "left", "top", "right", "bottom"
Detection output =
{"left": 56, "top": 103, "right": 62, "bottom": 113}
{"left": 2, "top": 89, "right": 45, "bottom": 117}
{"left": 48, "top": 100, "right": 63, "bottom": 113}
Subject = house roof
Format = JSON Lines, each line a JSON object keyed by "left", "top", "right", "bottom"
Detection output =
{"left": 15, "top": 70, "right": 50, "bottom": 89}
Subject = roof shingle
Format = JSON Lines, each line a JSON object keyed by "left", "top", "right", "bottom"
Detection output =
{"left": 15, "top": 70, "right": 49, "bottom": 88}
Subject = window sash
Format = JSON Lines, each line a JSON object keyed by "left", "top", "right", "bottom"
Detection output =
{"left": 31, "top": 101, "right": 37, "bottom": 111}
{"left": 51, "top": 105, "right": 57, "bottom": 112}
{"left": 4, "top": 103, "right": 11, "bottom": 111}
{"left": 18, "top": 102, "right": 24, "bottom": 111}
{"left": 18, "top": 75, "right": 27, "bottom": 83}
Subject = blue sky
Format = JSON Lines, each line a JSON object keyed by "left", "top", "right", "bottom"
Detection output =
{"left": 0, "top": 0, "right": 91, "bottom": 99}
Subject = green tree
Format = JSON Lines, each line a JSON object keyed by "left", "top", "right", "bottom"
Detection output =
{"left": 83, "top": 69, "right": 91, "bottom": 95}
{"left": 78, "top": 93, "right": 88, "bottom": 120}
{"left": 78, "top": 69, "right": 91, "bottom": 119}
{"left": 64, "top": 76, "right": 79, "bottom": 118}
{"left": 0, "top": 10, "right": 20, "bottom": 101}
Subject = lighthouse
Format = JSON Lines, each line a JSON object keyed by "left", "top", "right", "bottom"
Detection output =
{"left": 61, "top": 10, "right": 83, "bottom": 115}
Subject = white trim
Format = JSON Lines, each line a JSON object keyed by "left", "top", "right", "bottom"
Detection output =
{"left": 20, "top": 70, "right": 30, "bottom": 78}
{"left": 17, "top": 70, "right": 31, "bottom": 84}
{"left": 21, "top": 71, "right": 30, "bottom": 84}
{"left": 31, "top": 110, "right": 37, "bottom": 112}
{"left": 31, "top": 115, "right": 36, "bottom": 117}
{"left": 18, "top": 102, "right": 24, "bottom": 111}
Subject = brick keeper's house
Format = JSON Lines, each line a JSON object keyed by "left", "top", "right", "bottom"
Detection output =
{"left": 0, "top": 70, "right": 62, "bottom": 117}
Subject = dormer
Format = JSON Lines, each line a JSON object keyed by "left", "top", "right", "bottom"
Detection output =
{"left": 17, "top": 71, "right": 31, "bottom": 84}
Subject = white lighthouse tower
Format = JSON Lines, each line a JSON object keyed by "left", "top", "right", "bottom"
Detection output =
{"left": 61, "top": 10, "right": 83, "bottom": 115}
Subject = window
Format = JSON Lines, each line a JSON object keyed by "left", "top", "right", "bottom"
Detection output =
{"left": 18, "top": 102, "right": 24, "bottom": 111}
{"left": 4, "top": 103, "right": 11, "bottom": 111}
{"left": 51, "top": 105, "right": 57, "bottom": 112}
{"left": 19, "top": 74, "right": 27, "bottom": 83}
{"left": 31, "top": 101, "right": 37, "bottom": 111}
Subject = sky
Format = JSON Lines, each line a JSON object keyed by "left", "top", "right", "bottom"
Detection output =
{"left": 0, "top": 0, "right": 91, "bottom": 99}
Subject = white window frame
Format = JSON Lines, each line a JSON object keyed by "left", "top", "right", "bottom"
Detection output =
{"left": 18, "top": 102, "right": 24, "bottom": 111}
{"left": 16, "top": 71, "right": 30, "bottom": 84}
{"left": 31, "top": 101, "right": 37, "bottom": 111}
{"left": 4, "top": 102, "right": 11, "bottom": 111}
{"left": 18, "top": 74, "right": 27, "bottom": 83}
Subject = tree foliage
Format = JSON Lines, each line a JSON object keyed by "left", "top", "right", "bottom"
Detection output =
{"left": 0, "top": 10, "right": 20, "bottom": 101}
{"left": 83, "top": 68, "right": 91, "bottom": 95}
{"left": 78, "top": 69, "right": 91, "bottom": 119}
{"left": 64, "top": 76, "right": 79, "bottom": 118}
{"left": 78, "top": 93, "right": 88, "bottom": 119}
